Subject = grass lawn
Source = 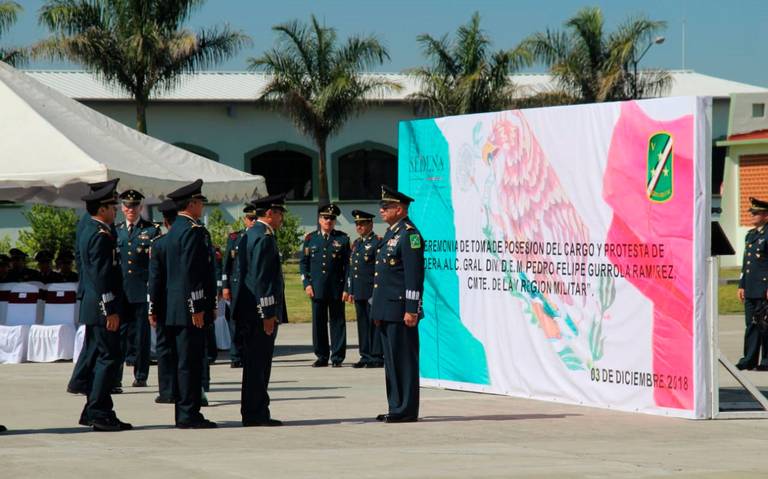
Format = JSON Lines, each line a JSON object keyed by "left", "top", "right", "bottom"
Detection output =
{"left": 280, "top": 264, "right": 747, "bottom": 320}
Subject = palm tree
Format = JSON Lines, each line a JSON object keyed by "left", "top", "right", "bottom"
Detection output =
{"left": 0, "top": 1, "right": 27, "bottom": 66}
{"left": 38, "top": 0, "right": 249, "bottom": 133}
{"left": 409, "top": 12, "right": 531, "bottom": 117}
{"left": 249, "top": 15, "right": 400, "bottom": 205}
{"left": 525, "top": 6, "right": 670, "bottom": 103}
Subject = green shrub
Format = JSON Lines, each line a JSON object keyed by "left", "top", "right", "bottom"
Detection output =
{"left": 17, "top": 205, "right": 78, "bottom": 256}
{"left": 276, "top": 210, "right": 304, "bottom": 262}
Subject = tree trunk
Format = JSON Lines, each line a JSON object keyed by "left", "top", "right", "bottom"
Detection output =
{"left": 135, "top": 96, "right": 148, "bottom": 134}
{"left": 316, "top": 136, "right": 330, "bottom": 205}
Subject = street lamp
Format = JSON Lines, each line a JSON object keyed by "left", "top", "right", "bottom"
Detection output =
{"left": 633, "top": 35, "right": 665, "bottom": 98}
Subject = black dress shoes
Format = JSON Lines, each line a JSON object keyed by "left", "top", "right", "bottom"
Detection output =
{"left": 375, "top": 413, "right": 388, "bottom": 421}
{"left": 312, "top": 359, "right": 328, "bottom": 367}
{"left": 91, "top": 417, "right": 132, "bottom": 431}
{"left": 352, "top": 361, "right": 367, "bottom": 369}
{"left": 132, "top": 379, "right": 147, "bottom": 387}
{"left": 67, "top": 385, "right": 88, "bottom": 395}
{"left": 230, "top": 361, "right": 243, "bottom": 368}
{"left": 736, "top": 363, "right": 755, "bottom": 371}
{"left": 0, "top": 425, "right": 6, "bottom": 433}
{"left": 331, "top": 362, "right": 343, "bottom": 368}
{"left": 154, "top": 396, "right": 176, "bottom": 404}
{"left": 176, "top": 419, "right": 217, "bottom": 429}
{"left": 757, "top": 365, "right": 768, "bottom": 371}
{"left": 111, "top": 386, "right": 123, "bottom": 394}
{"left": 384, "top": 415, "right": 418, "bottom": 424}
{"left": 243, "top": 418, "right": 283, "bottom": 427}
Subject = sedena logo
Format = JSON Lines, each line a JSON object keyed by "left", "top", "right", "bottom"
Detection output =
{"left": 646, "top": 131, "right": 674, "bottom": 203}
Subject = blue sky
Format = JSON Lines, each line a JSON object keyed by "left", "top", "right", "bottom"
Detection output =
{"left": 4, "top": 0, "right": 767, "bottom": 87}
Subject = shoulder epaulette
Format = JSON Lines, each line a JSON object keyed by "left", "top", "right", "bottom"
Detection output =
{"left": 151, "top": 233, "right": 165, "bottom": 242}
{"left": 405, "top": 223, "right": 415, "bottom": 231}
{"left": 304, "top": 232, "right": 313, "bottom": 241}
{"left": 229, "top": 231, "right": 239, "bottom": 240}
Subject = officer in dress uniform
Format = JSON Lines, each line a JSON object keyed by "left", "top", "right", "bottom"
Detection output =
{"left": 55, "top": 250, "right": 79, "bottom": 282}
{"left": 234, "top": 194, "right": 288, "bottom": 427}
{"left": 5, "top": 248, "right": 41, "bottom": 282}
{"left": 35, "top": 250, "right": 63, "bottom": 284}
{"left": 77, "top": 180, "right": 131, "bottom": 431}
{"left": 67, "top": 178, "right": 120, "bottom": 396}
{"left": 116, "top": 189, "right": 161, "bottom": 388}
{"left": 148, "top": 199, "right": 178, "bottom": 404}
{"left": 163, "top": 179, "right": 217, "bottom": 429}
{"left": 222, "top": 204, "right": 258, "bottom": 368}
{"left": 300, "top": 203, "right": 351, "bottom": 367}
{"left": 371, "top": 186, "right": 425, "bottom": 423}
{"left": 345, "top": 210, "right": 384, "bottom": 369}
{"left": 737, "top": 197, "right": 768, "bottom": 371}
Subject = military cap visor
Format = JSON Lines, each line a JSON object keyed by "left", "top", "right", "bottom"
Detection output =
{"left": 82, "top": 182, "right": 119, "bottom": 205}
{"left": 250, "top": 193, "right": 287, "bottom": 212}
{"left": 748, "top": 197, "right": 768, "bottom": 213}
{"left": 318, "top": 203, "right": 341, "bottom": 217}
{"left": 88, "top": 178, "right": 119, "bottom": 193}
{"left": 119, "top": 189, "right": 145, "bottom": 205}
{"left": 167, "top": 179, "right": 207, "bottom": 202}
{"left": 380, "top": 185, "right": 414, "bottom": 206}
{"left": 351, "top": 209, "right": 375, "bottom": 222}
{"left": 8, "top": 248, "right": 27, "bottom": 259}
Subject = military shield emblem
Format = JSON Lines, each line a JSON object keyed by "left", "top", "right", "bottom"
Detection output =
{"left": 646, "top": 132, "right": 674, "bottom": 202}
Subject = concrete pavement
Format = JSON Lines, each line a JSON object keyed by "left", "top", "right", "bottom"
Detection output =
{"left": 1, "top": 315, "right": 768, "bottom": 478}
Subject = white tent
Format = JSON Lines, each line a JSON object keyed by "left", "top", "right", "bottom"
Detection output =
{"left": 0, "top": 62, "right": 266, "bottom": 207}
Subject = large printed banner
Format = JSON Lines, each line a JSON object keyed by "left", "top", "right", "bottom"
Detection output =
{"left": 400, "top": 97, "right": 711, "bottom": 418}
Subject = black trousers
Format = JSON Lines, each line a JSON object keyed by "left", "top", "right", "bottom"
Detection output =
{"left": 68, "top": 325, "right": 96, "bottom": 393}
{"left": 355, "top": 299, "right": 383, "bottom": 364}
{"left": 83, "top": 325, "right": 121, "bottom": 421}
{"left": 240, "top": 320, "right": 277, "bottom": 423}
{"left": 311, "top": 298, "right": 346, "bottom": 363}
{"left": 226, "top": 303, "right": 242, "bottom": 363}
{"left": 166, "top": 325, "right": 205, "bottom": 425}
{"left": 118, "top": 302, "right": 151, "bottom": 382}
{"left": 380, "top": 321, "right": 420, "bottom": 419}
{"left": 155, "top": 322, "right": 177, "bottom": 400}
{"left": 740, "top": 298, "right": 768, "bottom": 367}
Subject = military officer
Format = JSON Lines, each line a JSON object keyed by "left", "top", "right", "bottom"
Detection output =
{"left": 67, "top": 178, "right": 120, "bottom": 396}
{"left": 300, "top": 203, "right": 351, "bottom": 367}
{"left": 163, "top": 179, "right": 217, "bottom": 429}
{"left": 737, "top": 197, "right": 768, "bottom": 371}
{"left": 371, "top": 186, "right": 425, "bottom": 423}
{"left": 234, "top": 194, "right": 288, "bottom": 427}
{"left": 345, "top": 210, "right": 384, "bottom": 369}
{"left": 116, "top": 189, "right": 161, "bottom": 388}
{"left": 35, "top": 250, "right": 63, "bottom": 284}
{"left": 222, "top": 204, "right": 258, "bottom": 368}
{"left": 55, "top": 250, "right": 79, "bottom": 282}
{"left": 68, "top": 180, "right": 120, "bottom": 396}
{"left": 148, "top": 199, "right": 178, "bottom": 404}
{"left": 77, "top": 180, "right": 131, "bottom": 431}
{"left": 5, "top": 248, "right": 41, "bottom": 282}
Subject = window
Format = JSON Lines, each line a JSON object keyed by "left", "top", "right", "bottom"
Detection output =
{"left": 739, "top": 155, "right": 768, "bottom": 225}
{"left": 752, "top": 103, "right": 765, "bottom": 118}
{"left": 250, "top": 149, "right": 314, "bottom": 201}
{"left": 337, "top": 147, "right": 397, "bottom": 200}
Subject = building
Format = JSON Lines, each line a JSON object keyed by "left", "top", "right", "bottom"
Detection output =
{"left": 1, "top": 69, "right": 766, "bottom": 250}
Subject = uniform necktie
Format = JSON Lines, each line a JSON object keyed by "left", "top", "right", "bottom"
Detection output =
{"left": 128, "top": 224, "right": 134, "bottom": 235}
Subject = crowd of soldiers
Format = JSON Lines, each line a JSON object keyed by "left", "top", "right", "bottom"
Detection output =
{"left": 0, "top": 248, "right": 79, "bottom": 284}
{"left": 0, "top": 178, "right": 426, "bottom": 434}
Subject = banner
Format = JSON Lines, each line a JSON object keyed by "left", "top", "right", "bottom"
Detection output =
{"left": 400, "top": 97, "right": 712, "bottom": 418}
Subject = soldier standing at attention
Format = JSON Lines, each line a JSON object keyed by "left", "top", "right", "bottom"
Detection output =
{"left": 372, "top": 186, "right": 425, "bottom": 423}
{"left": 164, "top": 179, "right": 217, "bottom": 429}
{"left": 345, "top": 210, "right": 384, "bottom": 369}
{"left": 148, "top": 199, "right": 178, "bottom": 404}
{"left": 300, "top": 203, "right": 351, "bottom": 367}
{"left": 67, "top": 178, "right": 120, "bottom": 396}
{"left": 116, "top": 189, "right": 161, "bottom": 389}
{"left": 737, "top": 197, "right": 768, "bottom": 371}
{"left": 234, "top": 194, "right": 287, "bottom": 427}
{"left": 221, "top": 204, "right": 258, "bottom": 368}
{"left": 77, "top": 180, "right": 131, "bottom": 431}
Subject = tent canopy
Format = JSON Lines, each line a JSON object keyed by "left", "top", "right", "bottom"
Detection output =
{"left": 0, "top": 62, "right": 267, "bottom": 207}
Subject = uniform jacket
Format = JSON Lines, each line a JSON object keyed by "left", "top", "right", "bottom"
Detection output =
{"left": 117, "top": 218, "right": 161, "bottom": 304}
{"left": 371, "top": 217, "right": 425, "bottom": 323}
{"left": 38, "top": 270, "right": 63, "bottom": 284}
{"left": 739, "top": 225, "right": 768, "bottom": 298}
{"left": 222, "top": 229, "right": 245, "bottom": 297}
{"left": 299, "top": 229, "right": 350, "bottom": 300}
{"left": 77, "top": 217, "right": 123, "bottom": 325}
{"left": 234, "top": 221, "right": 286, "bottom": 322}
{"left": 4, "top": 267, "right": 41, "bottom": 283}
{"left": 345, "top": 232, "right": 381, "bottom": 301}
{"left": 76, "top": 212, "right": 116, "bottom": 299}
{"left": 148, "top": 233, "right": 167, "bottom": 322}
{"left": 163, "top": 214, "right": 216, "bottom": 327}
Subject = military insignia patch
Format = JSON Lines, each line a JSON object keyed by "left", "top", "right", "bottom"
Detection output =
{"left": 646, "top": 131, "right": 674, "bottom": 203}
{"left": 409, "top": 234, "right": 421, "bottom": 249}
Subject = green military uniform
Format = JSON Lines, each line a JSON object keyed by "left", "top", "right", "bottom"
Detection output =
{"left": 163, "top": 179, "right": 217, "bottom": 428}
{"left": 345, "top": 210, "right": 384, "bottom": 368}
{"left": 222, "top": 225, "right": 247, "bottom": 365}
{"left": 300, "top": 203, "right": 351, "bottom": 366}
{"left": 737, "top": 197, "right": 768, "bottom": 370}
{"left": 234, "top": 194, "right": 288, "bottom": 426}
{"left": 116, "top": 193, "right": 161, "bottom": 386}
{"left": 371, "top": 186, "right": 425, "bottom": 423}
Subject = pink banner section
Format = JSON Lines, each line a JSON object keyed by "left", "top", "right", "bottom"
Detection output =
{"left": 603, "top": 101, "right": 694, "bottom": 410}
